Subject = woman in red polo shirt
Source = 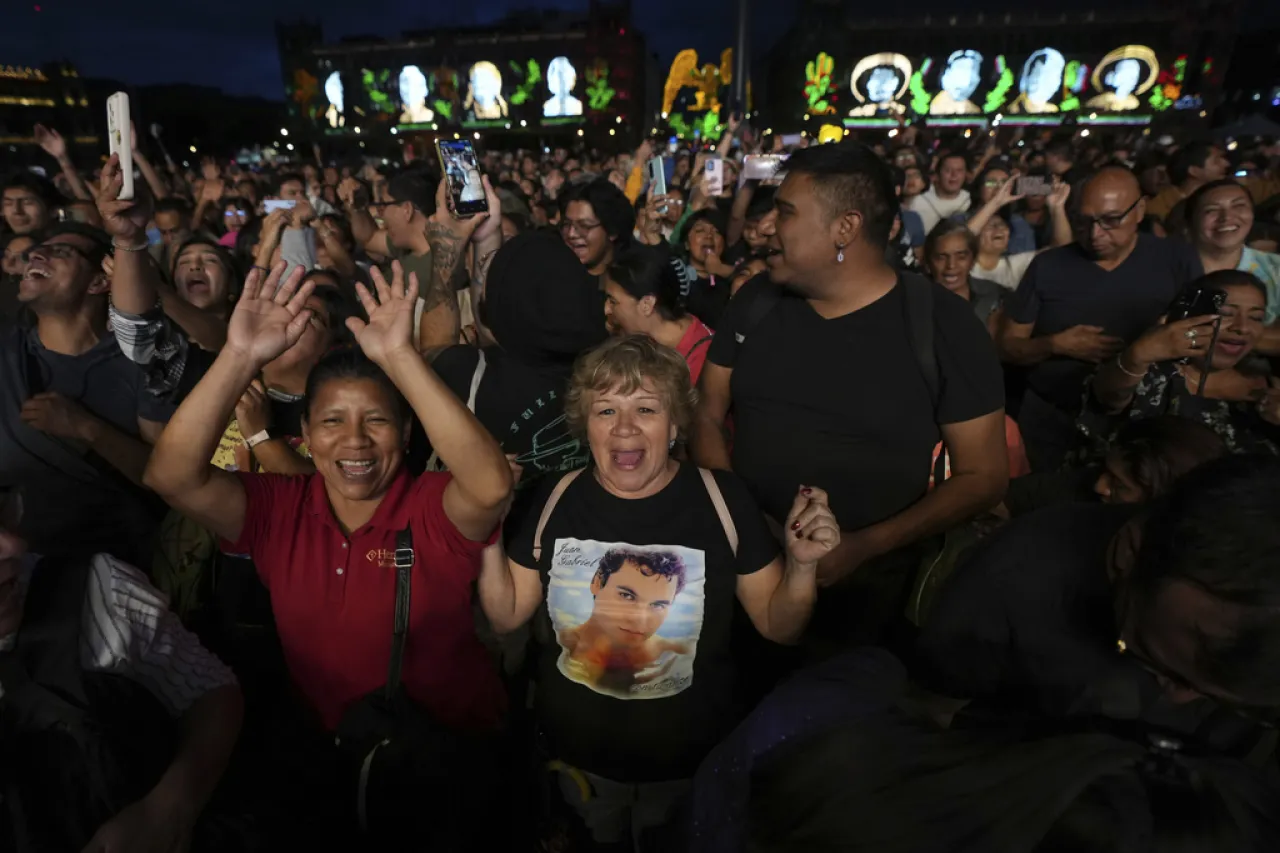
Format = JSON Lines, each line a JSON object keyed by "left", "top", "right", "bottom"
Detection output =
{"left": 603, "top": 244, "right": 715, "bottom": 384}
{"left": 143, "top": 261, "right": 513, "bottom": 837}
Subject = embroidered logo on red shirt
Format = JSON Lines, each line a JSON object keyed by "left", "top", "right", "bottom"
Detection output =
{"left": 366, "top": 548, "right": 396, "bottom": 568}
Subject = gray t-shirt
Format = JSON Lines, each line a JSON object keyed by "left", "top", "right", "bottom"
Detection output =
{"left": 0, "top": 324, "right": 173, "bottom": 564}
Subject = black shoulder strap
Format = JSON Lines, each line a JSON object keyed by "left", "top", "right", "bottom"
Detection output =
{"left": 901, "top": 273, "right": 940, "bottom": 413}
{"left": 687, "top": 334, "right": 714, "bottom": 358}
{"left": 735, "top": 275, "right": 782, "bottom": 346}
{"left": 384, "top": 527, "right": 414, "bottom": 698}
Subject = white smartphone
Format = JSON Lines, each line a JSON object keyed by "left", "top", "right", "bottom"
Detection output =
{"left": 705, "top": 157, "right": 724, "bottom": 196}
{"left": 107, "top": 92, "right": 134, "bottom": 200}
{"left": 646, "top": 157, "right": 668, "bottom": 214}
{"left": 263, "top": 199, "right": 298, "bottom": 213}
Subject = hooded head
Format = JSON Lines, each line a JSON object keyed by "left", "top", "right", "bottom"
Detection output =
{"left": 481, "top": 231, "right": 608, "bottom": 363}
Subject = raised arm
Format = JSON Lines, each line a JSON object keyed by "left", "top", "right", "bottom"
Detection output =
{"left": 419, "top": 177, "right": 492, "bottom": 352}
{"left": 34, "top": 124, "right": 94, "bottom": 206}
{"left": 97, "top": 155, "right": 227, "bottom": 352}
{"left": 1091, "top": 314, "right": 1219, "bottom": 413}
{"left": 339, "top": 177, "right": 389, "bottom": 256}
{"left": 348, "top": 263, "right": 512, "bottom": 541}
{"left": 144, "top": 264, "right": 317, "bottom": 542}
{"left": 966, "top": 175, "right": 1022, "bottom": 237}
{"left": 726, "top": 180, "right": 757, "bottom": 247}
{"left": 1046, "top": 181, "right": 1073, "bottom": 248}
{"left": 132, "top": 122, "right": 170, "bottom": 201}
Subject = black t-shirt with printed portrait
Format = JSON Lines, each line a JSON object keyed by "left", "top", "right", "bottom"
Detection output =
{"left": 707, "top": 276, "right": 1004, "bottom": 531}
{"left": 506, "top": 462, "right": 780, "bottom": 782}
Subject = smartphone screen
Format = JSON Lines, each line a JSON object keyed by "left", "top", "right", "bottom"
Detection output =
{"left": 1015, "top": 176, "right": 1052, "bottom": 197}
{"left": 263, "top": 199, "right": 298, "bottom": 213}
{"left": 436, "top": 139, "right": 488, "bottom": 218}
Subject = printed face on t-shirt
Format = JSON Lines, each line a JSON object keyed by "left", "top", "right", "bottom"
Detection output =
{"left": 548, "top": 539, "right": 705, "bottom": 699}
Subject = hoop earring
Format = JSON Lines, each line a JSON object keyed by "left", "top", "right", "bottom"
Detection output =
{"left": 836, "top": 244, "right": 846, "bottom": 263}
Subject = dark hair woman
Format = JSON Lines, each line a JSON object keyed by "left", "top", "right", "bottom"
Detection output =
{"left": 923, "top": 220, "right": 1002, "bottom": 334}
{"left": 678, "top": 209, "right": 734, "bottom": 330}
{"left": 143, "top": 261, "right": 513, "bottom": 844}
{"left": 1084, "top": 270, "right": 1280, "bottom": 457}
{"left": 604, "top": 244, "right": 715, "bottom": 383}
{"left": 559, "top": 177, "right": 635, "bottom": 278}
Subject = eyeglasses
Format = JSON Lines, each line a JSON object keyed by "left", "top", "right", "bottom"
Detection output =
{"left": 560, "top": 219, "right": 603, "bottom": 236}
{"left": 22, "top": 242, "right": 94, "bottom": 263}
{"left": 1071, "top": 197, "right": 1142, "bottom": 233}
{"left": 224, "top": 209, "right": 247, "bottom": 218}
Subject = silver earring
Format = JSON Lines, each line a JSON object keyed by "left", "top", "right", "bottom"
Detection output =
{"left": 669, "top": 439, "right": 676, "bottom": 450}
{"left": 836, "top": 245, "right": 845, "bottom": 263}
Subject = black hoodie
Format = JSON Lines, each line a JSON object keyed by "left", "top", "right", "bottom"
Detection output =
{"left": 432, "top": 232, "right": 607, "bottom": 489}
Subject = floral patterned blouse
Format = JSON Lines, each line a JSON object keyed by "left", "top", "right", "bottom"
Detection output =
{"left": 1076, "top": 361, "right": 1280, "bottom": 461}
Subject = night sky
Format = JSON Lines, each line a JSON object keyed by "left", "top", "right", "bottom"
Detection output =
{"left": 0, "top": 0, "right": 1274, "bottom": 100}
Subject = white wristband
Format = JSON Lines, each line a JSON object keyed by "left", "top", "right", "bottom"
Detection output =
{"left": 244, "top": 430, "right": 271, "bottom": 449}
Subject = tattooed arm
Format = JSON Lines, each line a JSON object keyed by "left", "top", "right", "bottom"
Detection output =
{"left": 418, "top": 174, "right": 505, "bottom": 356}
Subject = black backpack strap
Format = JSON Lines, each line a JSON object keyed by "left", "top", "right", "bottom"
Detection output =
{"left": 384, "top": 527, "right": 414, "bottom": 698}
{"left": 686, "top": 334, "right": 714, "bottom": 359}
{"left": 901, "top": 273, "right": 940, "bottom": 413}
{"left": 733, "top": 275, "right": 782, "bottom": 350}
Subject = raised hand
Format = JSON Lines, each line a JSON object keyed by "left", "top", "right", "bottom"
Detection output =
{"left": 347, "top": 260, "right": 420, "bottom": 366}
{"left": 94, "top": 153, "right": 152, "bottom": 244}
{"left": 785, "top": 486, "right": 841, "bottom": 568}
{"left": 469, "top": 174, "right": 504, "bottom": 244}
{"left": 34, "top": 124, "right": 67, "bottom": 160}
{"left": 1127, "top": 314, "right": 1220, "bottom": 365}
{"left": 200, "top": 157, "right": 221, "bottom": 182}
{"left": 225, "top": 263, "right": 316, "bottom": 367}
{"left": 1047, "top": 180, "right": 1071, "bottom": 210}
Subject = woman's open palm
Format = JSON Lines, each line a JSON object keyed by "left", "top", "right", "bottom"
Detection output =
{"left": 226, "top": 263, "right": 316, "bottom": 366}
{"left": 348, "top": 261, "right": 419, "bottom": 364}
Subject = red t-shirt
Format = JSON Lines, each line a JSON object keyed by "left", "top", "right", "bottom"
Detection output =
{"left": 677, "top": 316, "right": 715, "bottom": 386}
{"left": 225, "top": 469, "right": 505, "bottom": 732}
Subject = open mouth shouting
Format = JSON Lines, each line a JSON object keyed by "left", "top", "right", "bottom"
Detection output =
{"left": 609, "top": 448, "right": 645, "bottom": 471}
{"left": 335, "top": 458, "right": 379, "bottom": 481}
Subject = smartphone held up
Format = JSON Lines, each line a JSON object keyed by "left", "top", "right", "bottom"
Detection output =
{"left": 436, "top": 139, "right": 488, "bottom": 218}
{"left": 106, "top": 92, "right": 134, "bottom": 200}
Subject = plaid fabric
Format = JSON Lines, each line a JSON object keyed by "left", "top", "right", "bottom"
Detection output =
{"left": 109, "top": 304, "right": 191, "bottom": 396}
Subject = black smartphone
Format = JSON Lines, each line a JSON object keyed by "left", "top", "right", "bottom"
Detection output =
{"left": 1167, "top": 286, "right": 1226, "bottom": 322}
{"left": 435, "top": 139, "right": 488, "bottom": 218}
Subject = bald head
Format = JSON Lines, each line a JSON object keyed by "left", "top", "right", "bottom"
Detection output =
{"left": 1075, "top": 166, "right": 1144, "bottom": 263}
{"left": 1081, "top": 166, "right": 1142, "bottom": 207}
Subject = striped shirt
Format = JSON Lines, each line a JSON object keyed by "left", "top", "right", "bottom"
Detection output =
{"left": 0, "top": 553, "right": 236, "bottom": 716}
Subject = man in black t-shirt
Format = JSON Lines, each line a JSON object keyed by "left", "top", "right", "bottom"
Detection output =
{"left": 916, "top": 455, "right": 1280, "bottom": 759}
{"left": 997, "top": 167, "right": 1202, "bottom": 472}
{"left": 690, "top": 142, "right": 1007, "bottom": 647}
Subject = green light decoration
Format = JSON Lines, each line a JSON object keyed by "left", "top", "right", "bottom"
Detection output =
{"left": 698, "top": 112, "right": 723, "bottom": 140}
{"left": 361, "top": 69, "right": 394, "bottom": 112}
{"left": 668, "top": 113, "right": 691, "bottom": 139}
{"left": 1150, "top": 55, "right": 1187, "bottom": 112}
{"left": 508, "top": 59, "right": 542, "bottom": 107}
{"left": 434, "top": 101, "right": 454, "bottom": 121}
{"left": 908, "top": 58, "right": 934, "bottom": 114}
{"left": 983, "top": 55, "right": 1013, "bottom": 113}
{"left": 586, "top": 61, "right": 616, "bottom": 111}
{"left": 1059, "top": 60, "right": 1089, "bottom": 112}
{"left": 804, "top": 52, "right": 836, "bottom": 115}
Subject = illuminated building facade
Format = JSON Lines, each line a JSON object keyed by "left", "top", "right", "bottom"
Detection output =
{"left": 275, "top": 2, "right": 646, "bottom": 143}
{"left": 0, "top": 62, "right": 97, "bottom": 154}
{"left": 766, "top": 2, "right": 1245, "bottom": 130}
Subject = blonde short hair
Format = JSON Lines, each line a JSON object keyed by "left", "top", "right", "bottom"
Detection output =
{"left": 565, "top": 335, "right": 698, "bottom": 438}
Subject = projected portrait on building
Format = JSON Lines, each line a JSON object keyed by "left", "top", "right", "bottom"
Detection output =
{"left": 930, "top": 50, "right": 983, "bottom": 115}
{"left": 324, "top": 71, "right": 344, "bottom": 128}
{"left": 1009, "top": 48, "right": 1066, "bottom": 114}
{"left": 848, "top": 52, "right": 912, "bottom": 117}
{"left": 464, "top": 61, "right": 508, "bottom": 120}
{"left": 544, "top": 56, "right": 583, "bottom": 118}
{"left": 398, "top": 65, "right": 434, "bottom": 124}
{"left": 1086, "top": 45, "right": 1158, "bottom": 112}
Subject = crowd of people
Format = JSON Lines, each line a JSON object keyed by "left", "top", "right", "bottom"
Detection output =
{"left": 2, "top": 110, "right": 1280, "bottom": 852}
